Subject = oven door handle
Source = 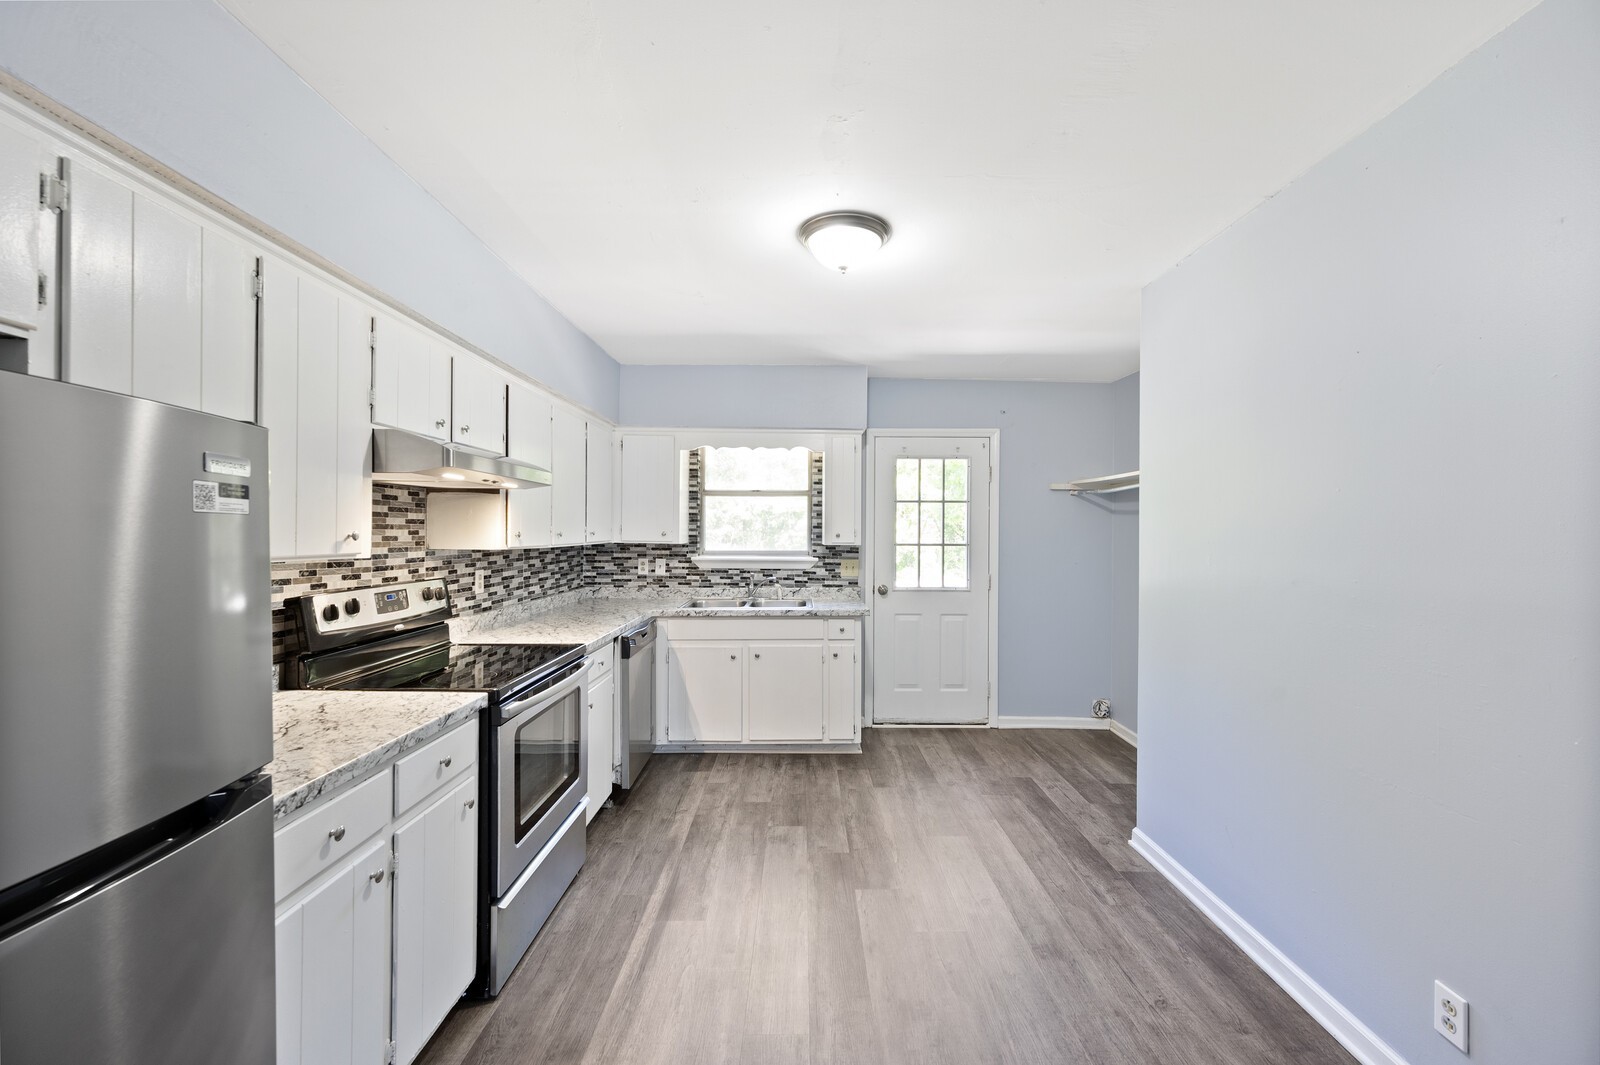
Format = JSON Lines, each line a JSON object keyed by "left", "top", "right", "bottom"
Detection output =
{"left": 500, "top": 661, "right": 586, "bottom": 726}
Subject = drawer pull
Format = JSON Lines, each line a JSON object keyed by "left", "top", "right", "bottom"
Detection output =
{"left": 328, "top": 826, "right": 346, "bottom": 842}
{"left": 369, "top": 868, "right": 385, "bottom": 884}
{"left": 439, "top": 756, "right": 453, "bottom": 769}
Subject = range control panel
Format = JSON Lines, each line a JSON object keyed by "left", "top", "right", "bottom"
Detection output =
{"left": 300, "top": 579, "right": 450, "bottom": 637}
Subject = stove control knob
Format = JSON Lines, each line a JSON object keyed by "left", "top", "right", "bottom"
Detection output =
{"left": 321, "top": 603, "right": 340, "bottom": 623}
{"left": 345, "top": 598, "right": 362, "bottom": 615}
{"left": 420, "top": 587, "right": 433, "bottom": 601}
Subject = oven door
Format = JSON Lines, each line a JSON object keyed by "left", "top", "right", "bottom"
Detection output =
{"left": 495, "top": 663, "right": 587, "bottom": 898}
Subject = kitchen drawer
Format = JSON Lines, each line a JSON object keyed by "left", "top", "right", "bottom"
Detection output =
{"left": 825, "top": 619, "right": 859, "bottom": 642}
{"left": 588, "top": 641, "right": 615, "bottom": 679}
{"left": 665, "top": 617, "right": 827, "bottom": 641}
{"left": 394, "top": 720, "right": 478, "bottom": 817}
{"left": 274, "top": 772, "right": 391, "bottom": 903}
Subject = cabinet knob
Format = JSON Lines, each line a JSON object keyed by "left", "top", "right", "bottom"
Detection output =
{"left": 515, "top": 531, "right": 523, "bottom": 539}
{"left": 435, "top": 418, "right": 446, "bottom": 429}
{"left": 556, "top": 532, "right": 564, "bottom": 538}
{"left": 439, "top": 756, "right": 452, "bottom": 768}
{"left": 835, "top": 532, "right": 842, "bottom": 538}
{"left": 753, "top": 653, "right": 761, "bottom": 660}
{"left": 328, "top": 826, "right": 345, "bottom": 842}
{"left": 346, "top": 531, "right": 360, "bottom": 541}
{"left": 464, "top": 798, "right": 476, "bottom": 810}
{"left": 460, "top": 424, "right": 470, "bottom": 433}
{"left": 729, "top": 654, "right": 736, "bottom": 661}
{"left": 369, "top": 867, "right": 385, "bottom": 884}
{"left": 833, "top": 652, "right": 839, "bottom": 658}
{"left": 661, "top": 531, "right": 667, "bottom": 537}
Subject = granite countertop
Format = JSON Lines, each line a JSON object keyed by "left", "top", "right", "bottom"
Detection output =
{"left": 269, "top": 690, "right": 487, "bottom": 821}
{"left": 451, "top": 592, "right": 869, "bottom": 649}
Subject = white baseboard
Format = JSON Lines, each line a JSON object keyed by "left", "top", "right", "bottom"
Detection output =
{"left": 994, "top": 716, "right": 1110, "bottom": 730}
{"left": 1108, "top": 719, "right": 1138, "bottom": 747}
{"left": 1128, "top": 829, "right": 1408, "bottom": 1065}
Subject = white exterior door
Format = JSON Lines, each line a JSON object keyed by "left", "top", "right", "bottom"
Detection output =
{"left": 871, "top": 436, "right": 992, "bottom": 724}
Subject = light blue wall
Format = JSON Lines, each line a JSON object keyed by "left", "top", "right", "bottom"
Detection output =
{"left": 1109, "top": 372, "right": 1139, "bottom": 734}
{"left": 619, "top": 364, "right": 868, "bottom": 429}
{"left": 1140, "top": 0, "right": 1599, "bottom": 1060}
{"left": 868, "top": 378, "right": 1127, "bottom": 720}
{"left": 0, "top": 1, "right": 619, "bottom": 417}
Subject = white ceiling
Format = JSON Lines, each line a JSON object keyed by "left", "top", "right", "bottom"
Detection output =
{"left": 221, "top": 0, "right": 1536, "bottom": 382}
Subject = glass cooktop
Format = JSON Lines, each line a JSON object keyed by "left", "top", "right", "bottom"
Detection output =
{"left": 319, "top": 640, "right": 582, "bottom": 695}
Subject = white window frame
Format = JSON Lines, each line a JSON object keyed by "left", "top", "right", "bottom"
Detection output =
{"left": 691, "top": 446, "right": 820, "bottom": 570}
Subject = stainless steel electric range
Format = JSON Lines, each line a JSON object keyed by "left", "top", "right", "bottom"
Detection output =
{"left": 285, "top": 578, "right": 588, "bottom": 997}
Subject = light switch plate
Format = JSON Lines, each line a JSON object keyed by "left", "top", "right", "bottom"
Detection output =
{"left": 840, "top": 560, "right": 860, "bottom": 578}
{"left": 654, "top": 559, "right": 668, "bottom": 575}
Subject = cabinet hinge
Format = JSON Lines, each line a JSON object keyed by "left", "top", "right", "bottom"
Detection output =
{"left": 36, "top": 272, "right": 47, "bottom": 307}
{"left": 251, "top": 271, "right": 264, "bottom": 300}
{"left": 386, "top": 1040, "right": 397, "bottom": 1064}
{"left": 368, "top": 327, "right": 377, "bottom": 353}
{"left": 389, "top": 850, "right": 397, "bottom": 882}
{"left": 39, "top": 171, "right": 67, "bottom": 213}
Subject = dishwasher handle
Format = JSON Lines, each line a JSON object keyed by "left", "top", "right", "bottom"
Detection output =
{"left": 621, "top": 622, "right": 657, "bottom": 658}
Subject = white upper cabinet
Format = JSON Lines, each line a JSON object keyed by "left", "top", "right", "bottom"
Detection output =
{"left": 372, "top": 310, "right": 451, "bottom": 442}
{"left": 619, "top": 433, "right": 688, "bottom": 544}
{"left": 59, "top": 152, "right": 256, "bottom": 419}
{"left": 199, "top": 228, "right": 259, "bottom": 422}
{"left": 823, "top": 433, "right": 862, "bottom": 546}
{"left": 585, "top": 420, "right": 616, "bottom": 544}
{"left": 451, "top": 353, "right": 507, "bottom": 456}
{"left": 550, "top": 406, "right": 587, "bottom": 546}
{"left": 506, "top": 381, "right": 553, "bottom": 548}
{"left": 259, "top": 255, "right": 372, "bottom": 560}
{"left": 130, "top": 193, "right": 203, "bottom": 411}
{"left": 0, "top": 114, "right": 46, "bottom": 334}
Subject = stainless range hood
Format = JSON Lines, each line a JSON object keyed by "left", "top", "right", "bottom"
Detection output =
{"left": 371, "top": 428, "right": 552, "bottom": 490}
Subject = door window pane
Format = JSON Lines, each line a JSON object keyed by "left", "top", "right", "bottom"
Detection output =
{"left": 892, "top": 456, "right": 971, "bottom": 589}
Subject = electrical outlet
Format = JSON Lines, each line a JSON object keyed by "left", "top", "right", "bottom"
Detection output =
{"left": 654, "top": 559, "right": 668, "bottom": 576}
{"left": 1434, "top": 981, "right": 1469, "bottom": 1053}
{"left": 840, "top": 559, "right": 860, "bottom": 578}
{"left": 636, "top": 559, "right": 649, "bottom": 576}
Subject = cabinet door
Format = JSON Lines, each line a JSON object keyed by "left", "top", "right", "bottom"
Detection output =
{"left": 666, "top": 642, "right": 744, "bottom": 743}
{"left": 334, "top": 295, "right": 373, "bottom": 556}
{"left": 293, "top": 274, "right": 340, "bottom": 558}
{"left": 258, "top": 256, "right": 299, "bottom": 559}
{"left": 550, "top": 406, "right": 587, "bottom": 546}
{"left": 823, "top": 433, "right": 861, "bottom": 546}
{"left": 452, "top": 354, "right": 506, "bottom": 455}
{"left": 199, "top": 227, "right": 258, "bottom": 421}
{"left": 131, "top": 193, "right": 203, "bottom": 410}
{"left": 826, "top": 642, "right": 860, "bottom": 742}
{"left": 587, "top": 669, "right": 615, "bottom": 821}
{"left": 0, "top": 116, "right": 45, "bottom": 333}
{"left": 585, "top": 421, "right": 615, "bottom": 544}
{"left": 62, "top": 157, "right": 133, "bottom": 394}
{"left": 747, "top": 642, "right": 825, "bottom": 741}
{"left": 506, "top": 382, "right": 552, "bottom": 548}
{"left": 276, "top": 837, "right": 391, "bottom": 1065}
{"left": 393, "top": 775, "right": 478, "bottom": 1065}
{"left": 619, "top": 433, "right": 686, "bottom": 543}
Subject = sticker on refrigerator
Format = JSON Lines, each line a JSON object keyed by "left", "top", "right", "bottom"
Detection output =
{"left": 193, "top": 480, "right": 250, "bottom": 514}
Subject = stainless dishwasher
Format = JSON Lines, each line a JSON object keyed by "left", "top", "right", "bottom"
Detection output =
{"left": 617, "top": 621, "right": 658, "bottom": 798}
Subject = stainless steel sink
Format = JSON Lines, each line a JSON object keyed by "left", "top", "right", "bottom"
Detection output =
{"left": 684, "top": 597, "right": 751, "bottom": 608}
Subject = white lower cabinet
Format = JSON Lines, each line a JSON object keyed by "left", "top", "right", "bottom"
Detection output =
{"left": 274, "top": 719, "right": 479, "bottom": 1065}
{"left": 274, "top": 836, "right": 391, "bottom": 1065}
{"left": 392, "top": 774, "right": 478, "bottom": 1065}
{"left": 587, "top": 654, "right": 616, "bottom": 822}
{"left": 747, "top": 642, "right": 824, "bottom": 741}
{"left": 663, "top": 618, "right": 861, "bottom": 746}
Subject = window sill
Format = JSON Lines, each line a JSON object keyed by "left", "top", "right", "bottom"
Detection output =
{"left": 690, "top": 554, "right": 820, "bottom": 571}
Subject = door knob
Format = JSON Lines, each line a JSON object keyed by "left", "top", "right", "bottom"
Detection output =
{"left": 876, "top": 584, "right": 888, "bottom": 596}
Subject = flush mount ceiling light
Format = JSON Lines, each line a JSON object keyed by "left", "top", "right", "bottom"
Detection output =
{"left": 797, "top": 211, "right": 892, "bottom": 274}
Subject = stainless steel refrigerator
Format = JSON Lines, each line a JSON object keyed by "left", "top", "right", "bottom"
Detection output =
{"left": 0, "top": 373, "right": 276, "bottom": 1064}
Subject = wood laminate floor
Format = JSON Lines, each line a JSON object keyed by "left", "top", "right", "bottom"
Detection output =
{"left": 418, "top": 729, "right": 1354, "bottom": 1065}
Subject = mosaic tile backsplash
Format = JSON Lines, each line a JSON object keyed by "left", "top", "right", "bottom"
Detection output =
{"left": 271, "top": 453, "right": 860, "bottom": 662}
